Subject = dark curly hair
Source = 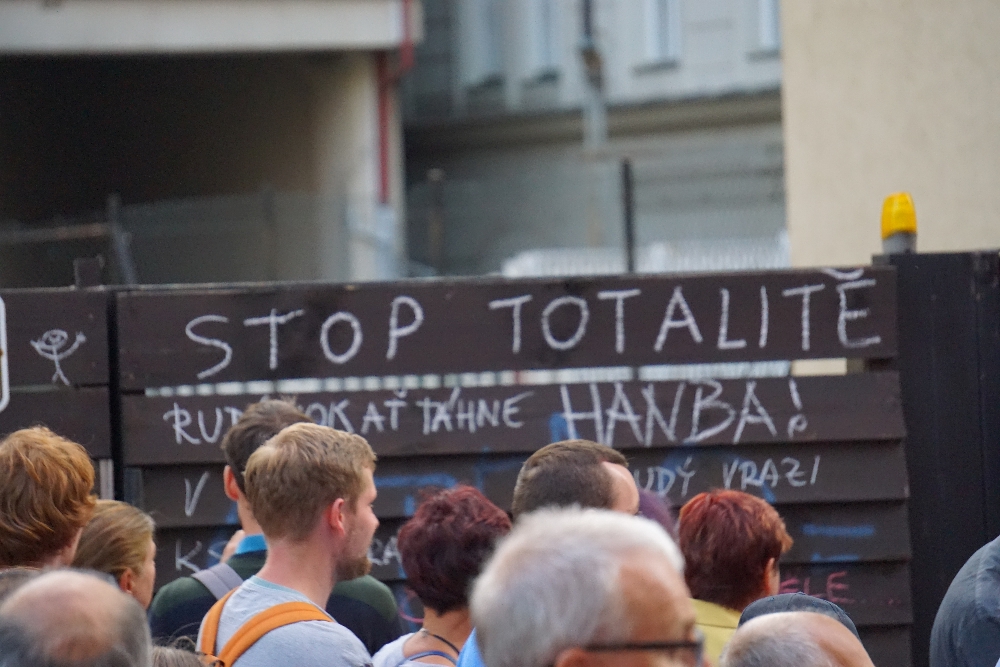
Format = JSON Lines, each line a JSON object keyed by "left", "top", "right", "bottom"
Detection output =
{"left": 398, "top": 485, "right": 512, "bottom": 614}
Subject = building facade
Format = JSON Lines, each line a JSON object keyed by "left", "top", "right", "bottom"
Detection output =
{"left": 0, "top": 0, "right": 421, "bottom": 285}
{"left": 402, "top": 0, "right": 786, "bottom": 276}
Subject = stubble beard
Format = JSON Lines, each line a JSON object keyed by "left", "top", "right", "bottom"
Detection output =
{"left": 335, "top": 553, "right": 372, "bottom": 582}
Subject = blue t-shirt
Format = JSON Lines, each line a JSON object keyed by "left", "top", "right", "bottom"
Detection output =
{"left": 456, "top": 628, "right": 485, "bottom": 667}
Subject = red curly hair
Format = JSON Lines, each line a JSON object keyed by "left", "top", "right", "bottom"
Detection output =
{"left": 398, "top": 485, "right": 511, "bottom": 614}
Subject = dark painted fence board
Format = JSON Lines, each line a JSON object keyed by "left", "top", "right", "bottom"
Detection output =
{"left": 133, "top": 442, "right": 907, "bottom": 528}
{"left": 778, "top": 562, "right": 912, "bottom": 626}
{"left": 121, "top": 373, "right": 904, "bottom": 465}
{"left": 366, "top": 501, "right": 909, "bottom": 581}
{"left": 859, "top": 627, "right": 912, "bottom": 667}
{"left": 1, "top": 289, "right": 108, "bottom": 387}
{"left": 0, "top": 388, "right": 111, "bottom": 458}
{"left": 116, "top": 267, "right": 897, "bottom": 389}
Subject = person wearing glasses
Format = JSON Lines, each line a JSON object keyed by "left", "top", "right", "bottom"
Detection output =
{"left": 677, "top": 491, "right": 794, "bottom": 667}
{"left": 471, "top": 507, "right": 702, "bottom": 667}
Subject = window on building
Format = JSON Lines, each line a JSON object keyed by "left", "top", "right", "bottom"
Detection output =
{"left": 756, "top": 0, "right": 781, "bottom": 53}
{"left": 643, "top": 0, "right": 682, "bottom": 64}
{"left": 460, "top": 0, "right": 505, "bottom": 86}
{"left": 526, "top": 0, "right": 560, "bottom": 78}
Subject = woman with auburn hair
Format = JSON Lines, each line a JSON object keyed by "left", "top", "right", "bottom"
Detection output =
{"left": 678, "top": 489, "right": 793, "bottom": 666}
{"left": 73, "top": 500, "right": 158, "bottom": 610}
{"left": 373, "top": 485, "right": 512, "bottom": 667}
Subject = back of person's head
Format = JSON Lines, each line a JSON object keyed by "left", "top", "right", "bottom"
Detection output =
{"left": 150, "top": 646, "right": 201, "bottom": 667}
{"left": 723, "top": 612, "right": 874, "bottom": 667}
{"left": 721, "top": 622, "right": 832, "bottom": 667}
{"left": 739, "top": 593, "right": 860, "bottom": 638}
{"left": 245, "top": 423, "right": 377, "bottom": 541}
{"left": 220, "top": 399, "right": 311, "bottom": 493}
{"left": 678, "top": 489, "right": 792, "bottom": 611}
{"left": 398, "top": 485, "right": 511, "bottom": 614}
{"left": 0, "top": 570, "right": 151, "bottom": 667}
{"left": 510, "top": 439, "right": 629, "bottom": 518}
{"left": 0, "top": 568, "right": 38, "bottom": 604}
{"left": 471, "top": 507, "right": 684, "bottom": 667}
{"left": 0, "top": 427, "right": 96, "bottom": 567}
{"left": 72, "top": 500, "right": 157, "bottom": 609}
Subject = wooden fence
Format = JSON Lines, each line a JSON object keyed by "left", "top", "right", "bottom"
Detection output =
{"left": 0, "top": 266, "right": 911, "bottom": 665}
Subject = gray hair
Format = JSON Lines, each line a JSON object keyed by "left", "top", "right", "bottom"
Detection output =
{"left": 470, "top": 507, "right": 684, "bottom": 667}
{"left": 721, "top": 624, "right": 833, "bottom": 667}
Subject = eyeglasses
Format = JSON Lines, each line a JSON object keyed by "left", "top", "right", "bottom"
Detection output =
{"left": 581, "top": 632, "right": 704, "bottom": 667}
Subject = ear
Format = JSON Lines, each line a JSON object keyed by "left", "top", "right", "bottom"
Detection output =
{"left": 223, "top": 466, "right": 242, "bottom": 502}
{"left": 763, "top": 557, "right": 780, "bottom": 597}
{"left": 119, "top": 568, "right": 135, "bottom": 595}
{"left": 326, "top": 498, "right": 348, "bottom": 536}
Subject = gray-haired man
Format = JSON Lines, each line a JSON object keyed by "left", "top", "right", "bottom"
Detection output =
{"left": 471, "top": 507, "right": 699, "bottom": 667}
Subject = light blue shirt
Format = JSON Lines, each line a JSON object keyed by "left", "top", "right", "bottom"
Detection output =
{"left": 456, "top": 628, "right": 485, "bottom": 667}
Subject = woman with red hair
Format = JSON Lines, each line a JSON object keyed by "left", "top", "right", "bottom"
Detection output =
{"left": 373, "top": 485, "right": 511, "bottom": 667}
{"left": 678, "top": 489, "right": 793, "bottom": 666}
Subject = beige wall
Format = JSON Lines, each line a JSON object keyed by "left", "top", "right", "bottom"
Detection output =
{"left": 782, "top": 0, "right": 1000, "bottom": 266}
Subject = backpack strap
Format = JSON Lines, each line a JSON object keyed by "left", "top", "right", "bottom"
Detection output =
{"left": 193, "top": 563, "right": 245, "bottom": 600}
{"left": 215, "top": 602, "right": 332, "bottom": 666}
{"left": 200, "top": 591, "right": 333, "bottom": 667}
{"left": 199, "top": 589, "right": 238, "bottom": 660}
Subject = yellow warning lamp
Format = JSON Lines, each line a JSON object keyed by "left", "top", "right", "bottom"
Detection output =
{"left": 881, "top": 192, "right": 916, "bottom": 254}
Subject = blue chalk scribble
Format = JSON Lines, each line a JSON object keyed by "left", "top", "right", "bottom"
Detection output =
{"left": 549, "top": 413, "right": 569, "bottom": 443}
{"left": 802, "top": 524, "right": 876, "bottom": 539}
{"left": 810, "top": 553, "right": 861, "bottom": 563}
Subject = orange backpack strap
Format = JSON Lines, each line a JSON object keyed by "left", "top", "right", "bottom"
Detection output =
{"left": 200, "top": 588, "right": 239, "bottom": 659}
{"left": 215, "top": 602, "right": 333, "bottom": 666}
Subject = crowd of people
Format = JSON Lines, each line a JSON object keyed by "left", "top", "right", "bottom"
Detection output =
{"left": 0, "top": 399, "right": 898, "bottom": 667}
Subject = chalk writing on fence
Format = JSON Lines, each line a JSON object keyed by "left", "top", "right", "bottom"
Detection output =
{"left": 159, "top": 379, "right": 813, "bottom": 451}
{"left": 118, "top": 268, "right": 898, "bottom": 387}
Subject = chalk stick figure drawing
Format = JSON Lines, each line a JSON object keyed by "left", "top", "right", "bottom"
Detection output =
{"left": 31, "top": 329, "right": 86, "bottom": 386}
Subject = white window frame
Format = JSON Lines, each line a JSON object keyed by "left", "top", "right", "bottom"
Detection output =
{"left": 756, "top": 0, "right": 781, "bottom": 53}
{"left": 459, "top": 0, "right": 505, "bottom": 86}
{"left": 526, "top": 0, "right": 560, "bottom": 78}
{"left": 643, "top": 0, "right": 682, "bottom": 64}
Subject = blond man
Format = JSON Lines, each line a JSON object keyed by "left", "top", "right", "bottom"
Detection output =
{"left": 198, "top": 423, "right": 379, "bottom": 667}
{"left": 0, "top": 427, "right": 97, "bottom": 568}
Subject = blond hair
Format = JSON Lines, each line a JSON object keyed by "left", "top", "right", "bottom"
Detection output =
{"left": 0, "top": 427, "right": 96, "bottom": 567}
{"left": 73, "top": 500, "right": 155, "bottom": 580}
{"left": 245, "top": 423, "right": 376, "bottom": 541}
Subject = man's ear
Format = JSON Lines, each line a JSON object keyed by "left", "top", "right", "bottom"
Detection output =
{"left": 326, "top": 498, "right": 348, "bottom": 535}
{"left": 223, "top": 466, "right": 242, "bottom": 502}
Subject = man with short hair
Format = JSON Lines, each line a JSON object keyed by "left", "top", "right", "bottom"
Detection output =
{"left": 0, "top": 427, "right": 96, "bottom": 568}
{"left": 721, "top": 611, "right": 876, "bottom": 667}
{"left": 511, "top": 439, "right": 639, "bottom": 518}
{"left": 456, "top": 439, "right": 641, "bottom": 667}
{"left": 197, "top": 423, "right": 379, "bottom": 667}
{"left": 0, "top": 569, "right": 152, "bottom": 667}
{"left": 471, "top": 507, "right": 697, "bottom": 667}
{"left": 150, "top": 400, "right": 401, "bottom": 653}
